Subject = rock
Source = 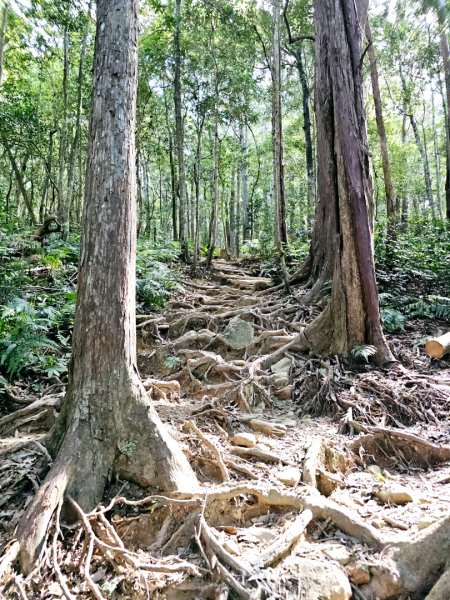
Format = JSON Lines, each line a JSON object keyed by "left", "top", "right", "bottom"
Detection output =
{"left": 374, "top": 484, "right": 414, "bottom": 505}
{"left": 239, "top": 527, "right": 278, "bottom": 545}
{"left": 283, "top": 418, "right": 297, "bottom": 427}
{"left": 417, "top": 517, "right": 435, "bottom": 530}
{"left": 231, "top": 432, "right": 257, "bottom": 448}
{"left": 345, "top": 561, "right": 371, "bottom": 585}
{"left": 221, "top": 317, "right": 254, "bottom": 350}
{"left": 276, "top": 467, "right": 301, "bottom": 487}
{"left": 270, "top": 356, "right": 293, "bottom": 375}
{"left": 237, "top": 295, "right": 257, "bottom": 307}
{"left": 321, "top": 542, "right": 351, "bottom": 565}
{"left": 371, "top": 518, "right": 385, "bottom": 529}
{"left": 292, "top": 558, "right": 352, "bottom": 600}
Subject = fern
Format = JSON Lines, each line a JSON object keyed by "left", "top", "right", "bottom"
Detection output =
{"left": 351, "top": 345, "right": 377, "bottom": 362}
{"left": 381, "top": 308, "right": 406, "bottom": 332}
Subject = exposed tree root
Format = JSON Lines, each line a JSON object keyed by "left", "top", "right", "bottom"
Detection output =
{"left": 2, "top": 259, "right": 449, "bottom": 599}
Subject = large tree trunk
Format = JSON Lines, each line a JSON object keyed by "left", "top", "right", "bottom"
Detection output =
{"left": 303, "top": 0, "right": 393, "bottom": 365}
{"left": 173, "top": 0, "right": 188, "bottom": 259}
{"left": 17, "top": 0, "right": 197, "bottom": 574}
{"left": 365, "top": 21, "right": 396, "bottom": 224}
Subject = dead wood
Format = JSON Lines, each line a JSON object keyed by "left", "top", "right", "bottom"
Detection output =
{"left": 258, "top": 509, "right": 313, "bottom": 567}
{"left": 350, "top": 422, "right": 450, "bottom": 467}
{"left": 425, "top": 331, "right": 450, "bottom": 359}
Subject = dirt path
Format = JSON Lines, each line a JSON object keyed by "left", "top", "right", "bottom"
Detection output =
{"left": 131, "top": 260, "right": 450, "bottom": 599}
{"left": 1, "top": 259, "right": 450, "bottom": 599}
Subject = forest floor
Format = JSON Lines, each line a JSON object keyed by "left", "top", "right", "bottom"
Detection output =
{"left": 1, "top": 258, "right": 450, "bottom": 599}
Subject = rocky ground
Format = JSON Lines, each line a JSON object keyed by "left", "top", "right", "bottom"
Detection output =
{"left": 1, "top": 259, "right": 450, "bottom": 599}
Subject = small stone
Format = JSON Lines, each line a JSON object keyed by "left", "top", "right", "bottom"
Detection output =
{"left": 283, "top": 418, "right": 297, "bottom": 427}
{"left": 346, "top": 561, "right": 371, "bottom": 585}
{"left": 231, "top": 432, "right": 257, "bottom": 448}
{"left": 223, "top": 538, "right": 241, "bottom": 556}
{"left": 417, "top": 517, "right": 435, "bottom": 530}
{"left": 271, "top": 356, "right": 293, "bottom": 375}
{"left": 374, "top": 484, "right": 414, "bottom": 505}
{"left": 276, "top": 467, "right": 301, "bottom": 487}
{"left": 222, "top": 317, "right": 254, "bottom": 349}
{"left": 293, "top": 558, "right": 352, "bottom": 600}
{"left": 237, "top": 295, "right": 257, "bottom": 307}
{"left": 371, "top": 518, "right": 385, "bottom": 529}
{"left": 321, "top": 542, "right": 351, "bottom": 565}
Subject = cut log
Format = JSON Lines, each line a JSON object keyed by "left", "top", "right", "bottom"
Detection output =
{"left": 425, "top": 332, "right": 450, "bottom": 359}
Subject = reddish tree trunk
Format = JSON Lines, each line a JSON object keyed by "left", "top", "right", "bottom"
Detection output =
{"left": 303, "top": 0, "right": 393, "bottom": 364}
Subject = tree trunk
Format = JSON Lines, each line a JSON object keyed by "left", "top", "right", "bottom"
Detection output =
{"left": 66, "top": 1, "right": 92, "bottom": 238}
{"left": 409, "top": 114, "right": 435, "bottom": 217}
{"left": 0, "top": 2, "right": 7, "bottom": 87}
{"left": 1, "top": 135, "right": 36, "bottom": 224}
{"left": 229, "top": 164, "right": 237, "bottom": 255}
{"left": 206, "top": 109, "right": 219, "bottom": 268}
{"left": 365, "top": 21, "right": 396, "bottom": 224}
{"left": 438, "top": 0, "right": 450, "bottom": 220}
{"left": 272, "top": 0, "right": 288, "bottom": 251}
{"left": 173, "top": 0, "right": 188, "bottom": 259}
{"left": 303, "top": 0, "right": 393, "bottom": 365}
{"left": 241, "top": 124, "right": 251, "bottom": 243}
{"left": 431, "top": 90, "right": 444, "bottom": 220}
{"left": 17, "top": 0, "right": 197, "bottom": 574}
{"left": 58, "top": 25, "right": 70, "bottom": 239}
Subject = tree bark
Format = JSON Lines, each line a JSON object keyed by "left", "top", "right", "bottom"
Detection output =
{"left": 365, "top": 21, "right": 396, "bottom": 224}
{"left": 438, "top": 0, "right": 450, "bottom": 220}
{"left": 173, "top": 0, "right": 188, "bottom": 259}
{"left": 1, "top": 134, "right": 36, "bottom": 224}
{"left": 66, "top": 1, "right": 92, "bottom": 238}
{"left": 283, "top": 1, "right": 315, "bottom": 225}
{"left": 0, "top": 2, "right": 7, "bottom": 87}
{"left": 58, "top": 25, "right": 70, "bottom": 239}
{"left": 304, "top": 0, "right": 393, "bottom": 364}
{"left": 17, "top": 0, "right": 197, "bottom": 574}
{"left": 241, "top": 123, "right": 251, "bottom": 243}
{"left": 272, "top": 0, "right": 288, "bottom": 251}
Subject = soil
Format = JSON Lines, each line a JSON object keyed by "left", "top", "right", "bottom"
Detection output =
{"left": 0, "top": 259, "right": 449, "bottom": 599}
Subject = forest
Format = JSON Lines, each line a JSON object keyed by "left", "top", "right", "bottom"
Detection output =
{"left": 0, "top": 0, "right": 449, "bottom": 598}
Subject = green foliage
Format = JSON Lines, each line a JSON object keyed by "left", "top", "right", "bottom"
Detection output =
{"left": 380, "top": 307, "right": 406, "bottom": 332}
{"left": 0, "top": 297, "right": 70, "bottom": 378}
{"left": 351, "top": 345, "right": 377, "bottom": 362}
{"left": 136, "top": 241, "right": 184, "bottom": 311}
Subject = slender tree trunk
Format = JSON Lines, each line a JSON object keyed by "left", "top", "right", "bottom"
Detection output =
{"left": 303, "top": 0, "right": 393, "bottom": 364}
{"left": 0, "top": 2, "right": 7, "bottom": 87}
{"left": 272, "top": 0, "right": 288, "bottom": 251}
{"left": 173, "top": 0, "right": 188, "bottom": 259}
{"left": 206, "top": 110, "right": 219, "bottom": 268}
{"left": 58, "top": 25, "right": 69, "bottom": 238}
{"left": 193, "top": 115, "right": 204, "bottom": 269}
{"left": 66, "top": 1, "right": 91, "bottom": 238}
{"left": 1, "top": 136, "right": 36, "bottom": 224}
{"left": 17, "top": 0, "right": 197, "bottom": 573}
{"left": 240, "top": 124, "right": 251, "bottom": 243}
{"left": 431, "top": 90, "right": 444, "bottom": 220}
{"left": 365, "top": 21, "right": 396, "bottom": 223}
{"left": 438, "top": 0, "right": 450, "bottom": 219}
{"left": 229, "top": 164, "right": 237, "bottom": 255}
{"left": 410, "top": 114, "right": 435, "bottom": 217}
